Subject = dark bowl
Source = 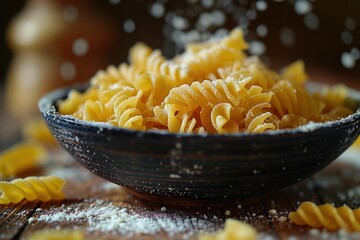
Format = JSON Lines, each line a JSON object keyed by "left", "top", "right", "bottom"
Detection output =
{"left": 39, "top": 84, "right": 360, "bottom": 200}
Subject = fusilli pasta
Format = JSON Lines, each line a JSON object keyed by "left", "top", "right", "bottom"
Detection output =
{"left": 0, "top": 142, "right": 48, "bottom": 179}
{"left": 0, "top": 176, "right": 65, "bottom": 204}
{"left": 58, "top": 27, "right": 354, "bottom": 134}
{"left": 198, "top": 219, "right": 258, "bottom": 240}
{"left": 28, "top": 229, "right": 84, "bottom": 240}
{"left": 289, "top": 201, "right": 360, "bottom": 231}
{"left": 22, "top": 118, "right": 57, "bottom": 146}
{"left": 352, "top": 136, "right": 360, "bottom": 148}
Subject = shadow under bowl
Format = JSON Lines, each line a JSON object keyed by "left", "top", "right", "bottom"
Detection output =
{"left": 39, "top": 85, "right": 360, "bottom": 200}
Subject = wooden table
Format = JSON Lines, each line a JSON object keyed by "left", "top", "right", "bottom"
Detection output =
{"left": 1, "top": 147, "right": 360, "bottom": 240}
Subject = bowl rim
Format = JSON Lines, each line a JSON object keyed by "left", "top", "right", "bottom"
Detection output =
{"left": 39, "top": 83, "right": 360, "bottom": 139}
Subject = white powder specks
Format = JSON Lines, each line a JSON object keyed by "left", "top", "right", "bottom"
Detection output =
{"left": 277, "top": 216, "right": 287, "bottom": 222}
{"left": 172, "top": 16, "right": 189, "bottom": 30}
{"left": 256, "top": 24, "right": 268, "bottom": 37}
{"left": 304, "top": 13, "right": 319, "bottom": 30}
{"left": 72, "top": 38, "right": 89, "bottom": 56}
{"left": 35, "top": 200, "right": 217, "bottom": 237}
{"left": 28, "top": 217, "right": 36, "bottom": 224}
{"left": 96, "top": 181, "right": 122, "bottom": 191}
{"left": 124, "top": 19, "right": 136, "bottom": 33}
{"left": 341, "top": 31, "right": 353, "bottom": 45}
{"left": 249, "top": 41, "right": 266, "bottom": 55}
{"left": 294, "top": 0, "right": 313, "bottom": 15}
{"left": 63, "top": 5, "right": 78, "bottom": 22}
{"left": 280, "top": 28, "right": 296, "bottom": 47}
{"left": 150, "top": 2, "right": 165, "bottom": 19}
{"left": 201, "top": 0, "right": 214, "bottom": 8}
{"left": 269, "top": 209, "right": 277, "bottom": 215}
{"left": 351, "top": 48, "right": 360, "bottom": 60}
{"left": 341, "top": 52, "right": 356, "bottom": 69}
{"left": 109, "top": 0, "right": 121, "bottom": 4}
{"left": 46, "top": 167, "right": 92, "bottom": 182}
{"left": 40, "top": 212, "right": 68, "bottom": 222}
{"left": 169, "top": 174, "right": 181, "bottom": 179}
{"left": 256, "top": 0, "right": 268, "bottom": 11}
{"left": 60, "top": 61, "right": 76, "bottom": 81}
{"left": 345, "top": 17, "right": 356, "bottom": 31}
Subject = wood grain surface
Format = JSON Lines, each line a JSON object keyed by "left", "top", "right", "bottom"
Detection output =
{"left": 1, "top": 148, "right": 360, "bottom": 240}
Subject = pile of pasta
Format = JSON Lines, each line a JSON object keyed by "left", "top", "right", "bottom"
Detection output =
{"left": 59, "top": 28, "right": 353, "bottom": 134}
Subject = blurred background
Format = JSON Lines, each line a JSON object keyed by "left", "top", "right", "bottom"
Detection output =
{"left": 0, "top": 0, "right": 359, "bottom": 149}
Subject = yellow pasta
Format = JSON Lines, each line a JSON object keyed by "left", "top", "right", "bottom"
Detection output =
{"left": 0, "top": 176, "right": 65, "bottom": 204}
{"left": 313, "top": 84, "right": 349, "bottom": 112}
{"left": 58, "top": 27, "right": 354, "bottom": 134}
{"left": 59, "top": 88, "right": 98, "bottom": 115}
{"left": 245, "top": 103, "right": 279, "bottom": 133}
{"left": 154, "top": 105, "right": 199, "bottom": 133}
{"left": 146, "top": 49, "right": 192, "bottom": 87}
{"left": 0, "top": 142, "right": 48, "bottom": 179}
{"left": 281, "top": 60, "right": 308, "bottom": 85}
{"left": 22, "top": 118, "right": 57, "bottom": 146}
{"left": 279, "top": 114, "right": 308, "bottom": 129}
{"left": 211, "top": 103, "right": 242, "bottom": 133}
{"left": 270, "top": 80, "right": 325, "bottom": 118}
{"left": 134, "top": 73, "right": 170, "bottom": 107}
{"left": 28, "top": 229, "right": 84, "bottom": 240}
{"left": 198, "top": 219, "right": 258, "bottom": 240}
{"left": 352, "top": 136, "right": 360, "bottom": 148}
{"left": 129, "top": 42, "right": 153, "bottom": 68}
{"left": 289, "top": 201, "right": 360, "bottom": 231}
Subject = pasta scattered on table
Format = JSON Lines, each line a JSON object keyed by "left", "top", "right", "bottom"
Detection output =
{"left": 28, "top": 229, "right": 84, "bottom": 240}
{"left": 198, "top": 218, "right": 257, "bottom": 240}
{"left": 22, "top": 118, "right": 57, "bottom": 146}
{"left": 59, "top": 28, "right": 354, "bottom": 134}
{"left": 0, "top": 141, "right": 48, "bottom": 179}
{"left": 289, "top": 201, "right": 360, "bottom": 231}
{"left": 0, "top": 176, "right": 65, "bottom": 204}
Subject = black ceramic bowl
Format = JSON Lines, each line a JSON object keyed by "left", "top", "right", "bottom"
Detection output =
{"left": 39, "top": 84, "right": 360, "bottom": 200}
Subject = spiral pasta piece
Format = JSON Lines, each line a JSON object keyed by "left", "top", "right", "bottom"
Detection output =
{"left": 129, "top": 42, "right": 153, "bottom": 68}
{"left": 245, "top": 103, "right": 279, "bottom": 133}
{"left": 82, "top": 100, "right": 110, "bottom": 122}
{"left": 186, "top": 46, "right": 243, "bottom": 80}
{"left": 281, "top": 60, "right": 308, "bottom": 85}
{"left": 199, "top": 219, "right": 257, "bottom": 240}
{"left": 210, "top": 103, "right": 242, "bottom": 133}
{"left": 58, "top": 27, "right": 354, "bottom": 133}
{"left": 154, "top": 105, "right": 197, "bottom": 133}
{"left": 28, "top": 230, "right": 84, "bottom": 240}
{"left": 270, "top": 80, "right": 325, "bottom": 118}
{"left": 314, "top": 84, "right": 349, "bottom": 112}
{"left": 110, "top": 91, "right": 145, "bottom": 130}
{"left": 146, "top": 50, "right": 192, "bottom": 87}
{"left": 0, "top": 176, "right": 65, "bottom": 204}
{"left": 0, "top": 142, "right": 48, "bottom": 178}
{"left": 98, "top": 87, "right": 137, "bottom": 112}
{"left": 289, "top": 201, "right": 360, "bottom": 231}
{"left": 58, "top": 88, "right": 98, "bottom": 115}
{"left": 165, "top": 76, "right": 250, "bottom": 113}
{"left": 134, "top": 73, "right": 170, "bottom": 107}
{"left": 22, "top": 118, "right": 57, "bottom": 146}
{"left": 186, "top": 27, "right": 248, "bottom": 54}
{"left": 279, "top": 114, "right": 308, "bottom": 129}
